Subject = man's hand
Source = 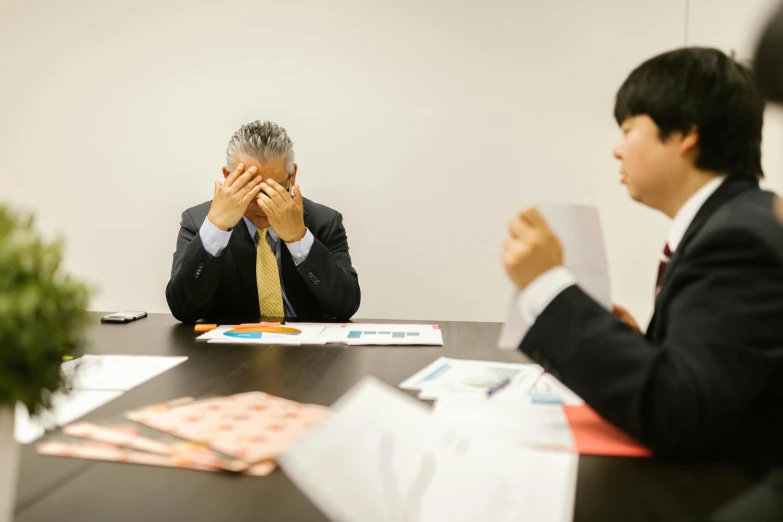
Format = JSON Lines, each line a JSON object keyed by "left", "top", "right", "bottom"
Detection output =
{"left": 207, "top": 164, "right": 262, "bottom": 231}
{"left": 612, "top": 304, "right": 642, "bottom": 334}
{"left": 502, "top": 207, "right": 564, "bottom": 291}
{"left": 257, "top": 180, "right": 306, "bottom": 243}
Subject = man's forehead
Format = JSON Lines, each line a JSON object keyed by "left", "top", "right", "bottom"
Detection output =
{"left": 233, "top": 153, "right": 288, "bottom": 180}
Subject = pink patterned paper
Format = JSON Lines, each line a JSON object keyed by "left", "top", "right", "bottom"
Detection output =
{"left": 36, "top": 440, "right": 276, "bottom": 476}
{"left": 64, "top": 422, "right": 249, "bottom": 472}
{"left": 36, "top": 440, "right": 277, "bottom": 477}
{"left": 126, "top": 392, "right": 331, "bottom": 464}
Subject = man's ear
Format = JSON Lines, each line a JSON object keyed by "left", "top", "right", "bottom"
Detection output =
{"left": 222, "top": 166, "right": 230, "bottom": 179}
{"left": 291, "top": 163, "right": 298, "bottom": 184}
{"left": 680, "top": 125, "right": 700, "bottom": 157}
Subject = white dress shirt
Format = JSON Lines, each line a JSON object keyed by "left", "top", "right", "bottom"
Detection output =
{"left": 516, "top": 175, "right": 727, "bottom": 333}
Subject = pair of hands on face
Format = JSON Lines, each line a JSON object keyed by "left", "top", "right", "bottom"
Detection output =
{"left": 502, "top": 207, "right": 641, "bottom": 334}
{"left": 206, "top": 163, "right": 307, "bottom": 243}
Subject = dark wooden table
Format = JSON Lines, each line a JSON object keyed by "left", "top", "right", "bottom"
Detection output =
{"left": 14, "top": 313, "right": 754, "bottom": 522}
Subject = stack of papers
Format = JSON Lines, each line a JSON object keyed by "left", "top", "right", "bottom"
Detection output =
{"left": 15, "top": 355, "right": 187, "bottom": 444}
{"left": 399, "top": 357, "right": 543, "bottom": 400}
{"left": 196, "top": 323, "right": 444, "bottom": 347}
{"left": 280, "top": 377, "right": 578, "bottom": 522}
{"left": 37, "top": 392, "right": 333, "bottom": 475}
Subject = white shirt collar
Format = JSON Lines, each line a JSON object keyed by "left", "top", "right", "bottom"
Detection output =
{"left": 667, "top": 175, "right": 726, "bottom": 252}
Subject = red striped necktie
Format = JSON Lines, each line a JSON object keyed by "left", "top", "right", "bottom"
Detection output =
{"left": 655, "top": 243, "right": 672, "bottom": 300}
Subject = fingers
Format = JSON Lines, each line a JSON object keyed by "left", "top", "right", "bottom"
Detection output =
{"left": 501, "top": 238, "right": 526, "bottom": 263}
{"left": 508, "top": 217, "right": 533, "bottom": 240}
{"left": 519, "top": 207, "right": 549, "bottom": 230}
{"left": 293, "top": 184, "right": 303, "bottom": 207}
{"left": 224, "top": 163, "right": 245, "bottom": 186}
{"left": 213, "top": 180, "right": 220, "bottom": 196}
{"left": 229, "top": 166, "right": 258, "bottom": 194}
{"left": 241, "top": 183, "right": 263, "bottom": 204}
{"left": 236, "top": 174, "right": 263, "bottom": 199}
{"left": 260, "top": 179, "right": 290, "bottom": 207}
{"left": 257, "top": 197, "right": 276, "bottom": 219}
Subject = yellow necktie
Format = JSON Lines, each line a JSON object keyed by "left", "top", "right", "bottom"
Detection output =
{"left": 255, "top": 228, "right": 285, "bottom": 318}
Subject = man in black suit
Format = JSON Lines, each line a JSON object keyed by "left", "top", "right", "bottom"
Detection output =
{"left": 501, "top": 48, "right": 783, "bottom": 472}
{"left": 166, "top": 121, "right": 360, "bottom": 323}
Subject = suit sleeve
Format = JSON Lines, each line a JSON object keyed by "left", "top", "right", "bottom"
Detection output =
{"left": 520, "top": 228, "right": 783, "bottom": 458}
{"left": 294, "top": 212, "right": 360, "bottom": 320}
{"left": 165, "top": 210, "right": 229, "bottom": 323}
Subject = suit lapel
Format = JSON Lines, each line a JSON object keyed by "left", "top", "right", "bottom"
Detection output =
{"left": 648, "top": 177, "right": 758, "bottom": 334}
{"left": 231, "top": 220, "right": 258, "bottom": 295}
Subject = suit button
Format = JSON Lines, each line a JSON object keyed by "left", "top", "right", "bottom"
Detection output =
{"left": 198, "top": 263, "right": 205, "bottom": 270}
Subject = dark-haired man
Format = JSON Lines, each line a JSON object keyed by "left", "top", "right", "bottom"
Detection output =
{"left": 502, "top": 47, "right": 783, "bottom": 471}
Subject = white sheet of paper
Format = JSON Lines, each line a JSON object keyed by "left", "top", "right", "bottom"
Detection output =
{"left": 399, "top": 357, "right": 543, "bottom": 400}
{"left": 280, "top": 377, "right": 578, "bottom": 522}
{"left": 499, "top": 203, "right": 611, "bottom": 349}
{"left": 61, "top": 355, "right": 188, "bottom": 391}
{"left": 197, "top": 323, "right": 327, "bottom": 345}
{"left": 432, "top": 397, "right": 575, "bottom": 451}
{"left": 15, "top": 389, "right": 123, "bottom": 444}
{"left": 321, "top": 323, "right": 444, "bottom": 346}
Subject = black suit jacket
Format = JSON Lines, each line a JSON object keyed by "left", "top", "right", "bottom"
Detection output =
{"left": 165, "top": 198, "right": 360, "bottom": 323}
{"left": 520, "top": 177, "right": 783, "bottom": 472}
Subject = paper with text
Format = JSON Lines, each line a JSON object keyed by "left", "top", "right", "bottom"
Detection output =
{"left": 399, "top": 357, "right": 543, "bottom": 400}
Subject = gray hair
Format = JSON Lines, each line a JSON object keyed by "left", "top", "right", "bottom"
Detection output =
{"left": 226, "top": 120, "right": 295, "bottom": 174}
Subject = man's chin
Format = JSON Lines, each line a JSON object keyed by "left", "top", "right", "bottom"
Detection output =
{"left": 247, "top": 215, "right": 270, "bottom": 228}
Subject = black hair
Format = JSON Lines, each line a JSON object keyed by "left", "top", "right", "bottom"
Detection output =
{"left": 754, "top": 2, "right": 783, "bottom": 103}
{"left": 614, "top": 47, "right": 764, "bottom": 180}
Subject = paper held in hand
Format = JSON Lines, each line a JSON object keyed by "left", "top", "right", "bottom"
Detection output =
{"left": 498, "top": 203, "right": 612, "bottom": 349}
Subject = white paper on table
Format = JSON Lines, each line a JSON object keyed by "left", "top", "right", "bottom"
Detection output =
{"left": 432, "top": 396, "right": 575, "bottom": 451}
{"left": 15, "top": 389, "right": 123, "bottom": 444}
{"left": 320, "top": 323, "right": 444, "bottom": 346}
{"left": 530, "top": 374, "right": 584, "bottom": 406}
{"left": 399, "top": 357, "right": 543, "bottom": 400}
{"left": 198, "top": 323, "right": 327, "bottom": 345}
{"left": 61, "top": 355, "right": 188, "bottom": 391}
{"left": 279, "top": 377, "right": 578, "bottom": 522}
{"left": 499, "top": 203, "right": 611, "bottom": 349}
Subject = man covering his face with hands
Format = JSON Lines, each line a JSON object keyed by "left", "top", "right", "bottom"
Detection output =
{"left": 166, "top": 120, "right": 360, "bottom": 323}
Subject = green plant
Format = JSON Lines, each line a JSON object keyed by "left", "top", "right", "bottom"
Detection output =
{"left": 0, "top": 205, "right": 92, "bottom": 414}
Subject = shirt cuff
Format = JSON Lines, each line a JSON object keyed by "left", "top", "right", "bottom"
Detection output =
{"left": 285, "top": 228, "right": 314, "bottom": 266}
{"left": 199, "top": 217, "right": 233, "bottom": 257}
{"left": 517, "top": 266, "right": 576, "bottom": 325}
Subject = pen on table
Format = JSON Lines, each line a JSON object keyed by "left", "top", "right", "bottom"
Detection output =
{"left": 486, "top": 377, "right": 512, "bottom": 398}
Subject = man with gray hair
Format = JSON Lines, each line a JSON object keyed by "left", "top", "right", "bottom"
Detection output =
{"left": 165, "top": 120, "right": 360, "bottom": 322}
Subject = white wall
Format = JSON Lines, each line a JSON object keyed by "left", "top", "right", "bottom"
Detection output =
{"left": 0, "top": 0, "right": 777, "bottom": 323}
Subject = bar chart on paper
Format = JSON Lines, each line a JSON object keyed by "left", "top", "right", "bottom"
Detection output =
{"left": 325, "top": 324, "right": 444, "bottom": 346}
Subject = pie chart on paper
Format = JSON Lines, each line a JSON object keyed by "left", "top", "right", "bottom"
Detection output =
{"left": 223, "top": 325, "right": 303, "bottom": 340}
